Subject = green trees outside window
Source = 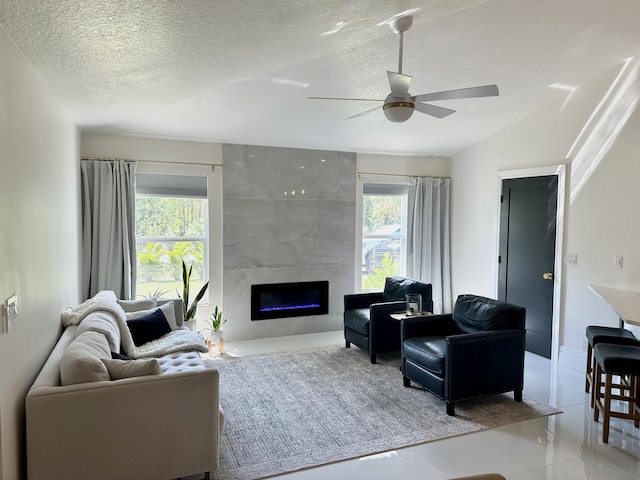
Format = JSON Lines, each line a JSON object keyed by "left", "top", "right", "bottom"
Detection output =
{"left": 362, "top": 193, "right": 406, "bottom": 290}
{"left": 135, "top": 196, "right": 207, "bottom": 298}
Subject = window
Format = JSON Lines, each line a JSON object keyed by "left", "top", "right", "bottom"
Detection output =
{"left": 361, "top": 182, "right": 410, "bottom": 290}
{"left": 135, "top": 173, "right": 208, "bottom": 299}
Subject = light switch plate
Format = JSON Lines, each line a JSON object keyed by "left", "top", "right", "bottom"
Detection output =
{"left": 563, "top": 253, "right": 577, "bottom": 266}
{"left": 5, "top": 294, "right": 17, "bottom": 333}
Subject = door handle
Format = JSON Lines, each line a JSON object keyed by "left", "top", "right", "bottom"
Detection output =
{"left": 543, "top": 272, "right": 553, "bottom": 280}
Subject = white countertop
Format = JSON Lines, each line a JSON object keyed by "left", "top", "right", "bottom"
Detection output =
{"left": 588, "top": 284, "right": 640, "bottom": 326}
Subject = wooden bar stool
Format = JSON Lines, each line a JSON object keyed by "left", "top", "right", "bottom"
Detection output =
{"left": 585, "top": 326, "right": 639, "bottom": 401}
{"left": 592, "top": 343, "right": 640, "bottom": 443}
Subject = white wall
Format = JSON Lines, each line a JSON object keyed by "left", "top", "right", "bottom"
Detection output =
{"left": 450, "top": 59, "right": 640, "bottom": 367}
{"left": 0, "top": 28, "right": 80, "bottom": 480}
{"left": 358, "top": 153, "right": 450, "bottom": 177}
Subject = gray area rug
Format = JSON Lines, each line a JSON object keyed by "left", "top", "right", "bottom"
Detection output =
{"left": 196, "top": 345, "right": 559, "bottom": 480}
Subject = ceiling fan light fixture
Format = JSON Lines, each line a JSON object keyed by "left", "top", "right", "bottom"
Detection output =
{"left": 383, "top": 101, "right": 415, "bottom": 122}
{"left": 309, "top": 12, "right": 498, "bottom": 123}
{"left": 389, "top": 15, "right": 413, "bottom": 34}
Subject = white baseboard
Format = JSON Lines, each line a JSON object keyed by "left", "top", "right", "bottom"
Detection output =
{"left": 558, "top": 345, "right": 586, "bottom": 373}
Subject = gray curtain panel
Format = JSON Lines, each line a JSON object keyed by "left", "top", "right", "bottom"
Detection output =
{"left": 408, "top": 177, "right": 452, "bottom": 314}
{"left": 80, "top": 159, "right": 137, "bottom": 301}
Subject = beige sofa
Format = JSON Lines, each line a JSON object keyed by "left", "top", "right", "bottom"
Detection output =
{"left": 26, "top": 294, "right": 223, "bottom": 480}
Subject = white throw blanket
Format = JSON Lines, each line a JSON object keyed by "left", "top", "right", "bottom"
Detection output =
{"left": 61, "top": 291, "right": 207, "bottom": 358}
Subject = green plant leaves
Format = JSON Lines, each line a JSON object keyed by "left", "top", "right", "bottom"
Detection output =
{"left": 180, "top": 259, "right": 209, "bottom": 322}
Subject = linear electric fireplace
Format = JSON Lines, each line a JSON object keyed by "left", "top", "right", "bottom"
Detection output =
{"left": 251, "top": 281, "right": 329, "bottom": 320}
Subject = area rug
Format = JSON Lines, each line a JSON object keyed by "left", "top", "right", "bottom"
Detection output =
{"left": 197, "top": 345, "right": 559, "bottom": 480}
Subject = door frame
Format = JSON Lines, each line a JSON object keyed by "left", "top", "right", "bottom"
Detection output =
{"left": 496, "top": 164, "right": 567, "bottom": 363}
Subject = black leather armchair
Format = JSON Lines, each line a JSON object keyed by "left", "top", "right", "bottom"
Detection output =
{"left": 401, "top": 294, "right": 526, "bottom": 415}
{"left": 344, "top": 276, "right": 433, "bottom": 364}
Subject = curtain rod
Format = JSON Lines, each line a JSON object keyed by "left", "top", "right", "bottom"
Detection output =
{"left": 81, "top": 157, "right": 223, "bottom": 168}
{"left": 358, "top": 171, "right": 450, "bottom": 179}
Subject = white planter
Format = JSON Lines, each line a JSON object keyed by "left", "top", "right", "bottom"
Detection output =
{"left": 209, "top": 330, "right": 225, "bottom": 354}
{"left": 183, "top": 320, "right": 196, "bottom": 332}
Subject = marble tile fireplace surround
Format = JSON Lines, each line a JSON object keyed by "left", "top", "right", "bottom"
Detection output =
{"left": 222, "top": 144, "right": 356, "bottom": 342}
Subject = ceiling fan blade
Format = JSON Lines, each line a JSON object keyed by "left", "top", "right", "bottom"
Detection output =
{"left": 414, "top": 102, "right": 456, "bottom": 119}
{"left": 414, "top": 84, "right": 499, "bottom": 102}
{"left": 308, "top": 96, "right": 382, "bottom": 102}
{"left": 346, "top": 105, "right": 383, "bottom": 120}
{"left": 387, "top": 71, "right": 412, "bottom": 97}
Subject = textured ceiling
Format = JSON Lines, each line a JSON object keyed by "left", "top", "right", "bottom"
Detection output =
{"left": 2, "top": 0, "right": 640, "bottom": 156}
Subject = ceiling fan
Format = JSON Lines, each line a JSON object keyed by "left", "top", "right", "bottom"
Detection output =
{"left": 309, "top": 15, "right": 499, "bottom": 123}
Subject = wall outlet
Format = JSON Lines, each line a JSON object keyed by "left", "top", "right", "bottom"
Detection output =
{"left": 614, "top": 256, "right": 623, "bottom": 269}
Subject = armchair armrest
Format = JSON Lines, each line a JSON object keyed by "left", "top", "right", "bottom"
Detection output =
{"left": 402, "top": 314, "right": 456, "bottom": 340}
{"left": 370, "top": 300, "right": 405, "bottom": 317}
{"left": 344, "top": 292, "right": 384, "bottom": 310}
{"left": 445, "top": 329, "right": 526, "bottom": 401}
{"left": 446, "top": 329, "right": 526, "bottom": 365}
{"left": 446, "top": 328, "right": 525, "bottom": 346}
{"left": 369, "top": 301, "right": 405, "bottom": 337}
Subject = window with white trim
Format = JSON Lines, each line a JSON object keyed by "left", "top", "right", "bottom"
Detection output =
{"left": 361, "top": 182, "right": 409, "bottom": 290}
{"left": 135, "top": 173, "right": 208, "bottom": 299}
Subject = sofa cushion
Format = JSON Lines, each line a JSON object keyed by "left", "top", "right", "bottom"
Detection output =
{"left": 453, "top": 295, "right": 520, "bottom": 333}
{"left": 102, "top": 358, "right": 162, "bottom": 380}
{"left": 344, "top": 308, "right": 370, "bottom": 335}
{"left": 156, "top": 351, "right": 206, "bottom": 374}
{"left": 126, "top": 308, "right": 172, "bottom": 347}
{"left": 60, "top": 331, "right": 111, "bottom": 385}
{"left": 126, "top": 301, "right": 178, "bottom": 330}
{"left": 403, "top": 336, "right": 447, "bottom": 376}
{"left": 383, "top": 276, "right": 427, "bottom": 303}
{"left": 117, "top": 298, "right": 157, "bottom": 312}
{"left": 76, "top": 311, "right": 121, "bottom": 353}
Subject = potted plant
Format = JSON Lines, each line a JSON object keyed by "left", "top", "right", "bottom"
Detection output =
{"left": 206, "top": 306, "right": 227, "bottom": 354}
{"left": 178, "top": 260, "right": 209, "bottom": 331}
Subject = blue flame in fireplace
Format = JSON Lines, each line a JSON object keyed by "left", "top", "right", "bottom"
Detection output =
{"left": 261, "top": 303, "right": 321, "bottom": 312}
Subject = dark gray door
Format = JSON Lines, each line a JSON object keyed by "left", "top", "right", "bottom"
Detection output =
{"left": 498, "top": 175, "right": 557, "bottom": 358}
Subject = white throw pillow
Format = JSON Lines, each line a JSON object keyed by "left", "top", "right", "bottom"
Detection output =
{"left": 60, "top": 331, "right": 111, "bottom": 385}
{"left": 102, "top": 358, "right": 162, "bottom": 380}
{"left": 117, "top": 298, "right": 157, "bottom": 312}
{"left": 125, "top": 301, "right": 178, "bottom": 330}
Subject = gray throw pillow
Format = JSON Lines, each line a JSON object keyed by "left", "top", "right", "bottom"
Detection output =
{"left": 60, "top": 331, "right": 111, "bottom": 385}
{"left": 102, "top": 358, "right": 162, "bottom": 380}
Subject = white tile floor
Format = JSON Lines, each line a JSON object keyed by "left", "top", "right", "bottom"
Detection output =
{"left": 220, "top": 331, "right": 640, "bottom": 480}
